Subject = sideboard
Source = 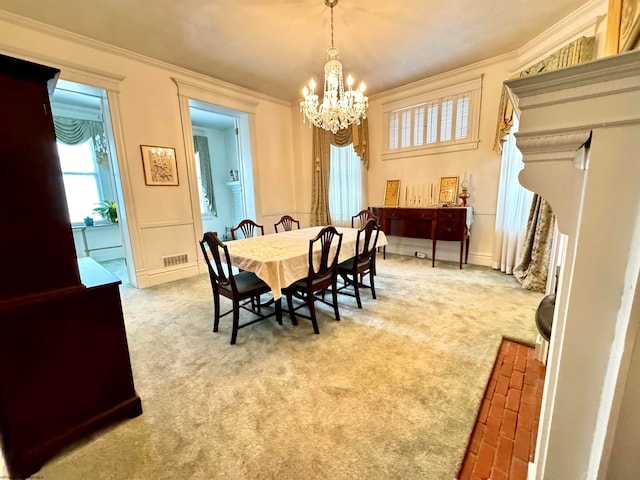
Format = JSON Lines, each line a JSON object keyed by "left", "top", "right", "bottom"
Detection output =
{"left": 370, "top": 206, "right": 470, "bottom": 268}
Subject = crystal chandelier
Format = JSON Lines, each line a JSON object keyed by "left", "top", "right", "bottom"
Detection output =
{"left": 300, "top": 0, "right": 368, "bottom": 134}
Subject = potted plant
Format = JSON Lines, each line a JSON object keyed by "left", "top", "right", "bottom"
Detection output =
{"left": 93, "top": 199, "right": 118, "bottom": 224}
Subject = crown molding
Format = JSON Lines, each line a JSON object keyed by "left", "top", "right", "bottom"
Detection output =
{"left": 513, "top": 0, "right": 608, "bottom": 73}
{"left": 370, "top": 0, "right": 607, "bottom": 101}
{"left": 0, "top": 41, "right": 125, "bottom": 91}
{"left": 0, "top": 9, "right": 290, "bottom": 107}
{"left": 370, "top": 51, "right": 515, "bottom": 102}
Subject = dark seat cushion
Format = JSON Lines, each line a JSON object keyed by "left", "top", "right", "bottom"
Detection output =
{"left": 232, "top": 271, "right": 269, "bottom": 295}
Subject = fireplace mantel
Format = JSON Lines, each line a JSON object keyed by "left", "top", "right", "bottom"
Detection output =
{"left": 506, "top": 49, "right": 640, "bottom": 479}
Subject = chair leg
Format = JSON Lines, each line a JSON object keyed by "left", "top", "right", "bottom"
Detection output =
{"left": 286, "top": 290, "right": 298, "bottom": 326}
{"left": 331, "top": 279, "right": 341, "bottom": 321}
{"left": 213, "top": 291, "right": 221, "bottom": 332}
{"left": 275, "top": 298, "right": 282, "bottom": 325}
{"left": 307, "top": 292, "right": 320, "bottom": 334}
{"left": 369, "top": 268, "right": 376, "bottom": 299}
{"left": 230, "top": 300, "right": 240, "bottom": 345}
{"left": 353, "top": 273, "right": 362, "bottom": 309}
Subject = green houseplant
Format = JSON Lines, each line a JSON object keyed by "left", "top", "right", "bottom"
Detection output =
{"left": 93, "top": 199, "right": 118, "bottom": 223}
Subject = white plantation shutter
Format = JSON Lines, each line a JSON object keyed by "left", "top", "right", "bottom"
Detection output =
{"left": 414, "top": 105, "right": 425, "bottom": 145}
{"left": 440, "top": 98, "right": 453, "bottom": 142}
{"left": 426, "top": 102, "right": 438, "bottom": 144}
{"left": 389, "top": 111, "right": 399, "bottom": 149}
{"left": 400, "top": 109, "right": 412, "bottom": 147}
{"left": 455, "top": 95, "right": 469, "bottom": 139}
{"left": 384, "top": 78, "right": 480, "bottom": 155}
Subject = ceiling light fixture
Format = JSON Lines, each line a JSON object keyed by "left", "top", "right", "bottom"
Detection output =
{"left": 300, "top": 0, "right": 368, "bottom": 134}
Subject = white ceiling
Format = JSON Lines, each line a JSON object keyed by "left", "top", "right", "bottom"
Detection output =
{"left": 0, "top": 0, "right": 590, "bottom": 102}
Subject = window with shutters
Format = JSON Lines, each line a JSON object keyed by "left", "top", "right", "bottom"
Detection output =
{"left": 382, "top": 76, "right": 481, "bottom": 159}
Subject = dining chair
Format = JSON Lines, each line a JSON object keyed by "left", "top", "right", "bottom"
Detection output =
{"left": 352, "top": 208, "right": 385, "bottom": 265}
{"left": 351, "top": 209, "right": 378, "bottom": 229}
{"left": 337, "top": 219, "right": 381, "bottom": 308}
{"left": 274, "top": 214, "right": 300, "bottom": 233}
{"left": 283, "top": 226, "right": 343, "bottom": 334}
{"left": 199, "top": 231, "right": 280, "bottom": 345}
{"left": 230, "top": 219, "right": 264, "bottom": 240}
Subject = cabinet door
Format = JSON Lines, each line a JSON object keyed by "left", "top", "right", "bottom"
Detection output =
{"left": 437, "top": 209, "right": 465, "bottom": 241}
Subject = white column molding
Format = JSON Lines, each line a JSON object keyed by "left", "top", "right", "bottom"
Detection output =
{"left": 506, "top": 49, "right": 640, "bottom": 480}
{"left": 514, "top": 130, "right": 591, "bottom": 167}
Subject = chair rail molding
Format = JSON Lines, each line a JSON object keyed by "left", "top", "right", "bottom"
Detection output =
{"left": 506, "top": 49, "right": 640, "bottom": 480}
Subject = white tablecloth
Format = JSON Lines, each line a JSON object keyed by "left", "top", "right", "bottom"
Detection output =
{"left": 224, "top": 226, "right": 388, "bottom": 300}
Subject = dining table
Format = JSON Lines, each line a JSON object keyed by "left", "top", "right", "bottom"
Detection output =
{"left": 224, "top": 225, "right": 388, "bottom": 301}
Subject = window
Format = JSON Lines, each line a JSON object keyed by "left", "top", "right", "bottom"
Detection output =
{"left": 382, "top": 76, "right": 481, "bottom": 159}
{"left": 329, "top": 144, "right": 363, "bottom": 226}
{"left": 57, "top": 140, "right": 103, "bottom": 223}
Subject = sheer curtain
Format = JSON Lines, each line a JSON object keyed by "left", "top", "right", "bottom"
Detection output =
{"left": 492, "top": 116, "right": 534, "bottom": 274}
{"left": 329, "top": 144, "right": 364, "bottom": 226}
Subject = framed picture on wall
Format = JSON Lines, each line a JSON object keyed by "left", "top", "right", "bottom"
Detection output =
{"left": 383, "top": 179, "right": 400, "bottom": 206}
{"left": 439, "top": 176, "right": 459, "bottom": 205}
{"left": 140, "top": 145, "right": 179, "bottom": 186}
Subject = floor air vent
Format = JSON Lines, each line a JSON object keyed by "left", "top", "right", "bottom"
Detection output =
{"left": 162, "top": 253, "right": 188, "bottom": 268}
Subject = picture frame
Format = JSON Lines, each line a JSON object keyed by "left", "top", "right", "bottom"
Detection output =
{"left": 606, "top": 0, "right": 640, "bottom": 54}
{"left": 140, "top": 145, "right": 179, "bottom": 186}
{"left": 383, "top": 179, "right": 401, "bottom": 206}
{"left": 438, "top": 176, "right": 459, "bottom": 205}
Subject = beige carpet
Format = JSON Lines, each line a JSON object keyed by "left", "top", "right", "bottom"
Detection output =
{"left": 29, "top": 255, "right": 541, "bottom": 479}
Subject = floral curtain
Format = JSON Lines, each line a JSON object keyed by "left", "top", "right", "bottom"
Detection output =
{"left": 194, "top": 135, "right": 217, "bottom": 216}
{"left": 492, "top": 36, "right": 594, "bottom": 291}
{"left": 492, "top": 36, "right": 595, "bottom": 154}
{"left": 310, "top": 119, "right": 369, "bottom": 226}
{"left": 513, "top": 196, "right": 556, "bottom": 292}
{"left": 53, "top": 115, "right": 109, "bottom": 166}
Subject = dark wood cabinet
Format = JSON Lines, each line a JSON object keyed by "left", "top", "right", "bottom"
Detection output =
{"left": 371, "top": 206, "right": 469, "bottom": 268}
{"left": 0, "top": 53, "right": 141, "bottom": 479}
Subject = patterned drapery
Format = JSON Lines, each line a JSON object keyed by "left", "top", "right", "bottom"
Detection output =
{"left": 53, "top": 115, "right": 108, "bottom": 166}
{"left": 492, "top": 36, "right": 595, "bottom": 154}
{"left": 310, "top": 119, "right": 369, "bottom": 226}
{"left": 513, "top": 196, "right": 556, "bottom": 292}
{"left": 493, "top": 36, "right": 594, "bottom": 291}
{"left": 194, "top": 135, "right": 217, "bottom": 216}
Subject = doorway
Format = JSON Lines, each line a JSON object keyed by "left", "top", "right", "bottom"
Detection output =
{"left": 51, "top": 79, "right": 130, "bottom": 283}
{"left": 189, "top": 100, "right": 256, "bottom": 240}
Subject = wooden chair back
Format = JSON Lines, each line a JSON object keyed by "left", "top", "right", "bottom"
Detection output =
{"left": 199, "top": 231, "right": 236, "bottom": 295}
{"left": 351, "top": 209, "right": 378, "bottom": 229}
{"left": 355, "top": 219, "right": 380, "bottom": 266}
{"left": 308, "top": 225, "right": 343, "bottom": 283}
{"left": 274, "top": 215, "right": 300, "bottom": 233}
{"left": 231, "top": 219, "right": 264, "bottom": 240}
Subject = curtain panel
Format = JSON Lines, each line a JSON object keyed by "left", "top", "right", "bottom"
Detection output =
{"left": 53, "top": 115, "right": 108, "bottom": 166}
{"left": 194, "top": 135, "right": 217, "bottom": 217}
{"left": 492, "top": 36, "right": 595, "bottom": 154}
{"left": 513, "top": 196, "right": 556, "bottom": 292}
{"left": 491, "top": 36, "right": 594, "bottom": 291}
{"left": 310, "top": 119, "right": 370, "bottom": 226}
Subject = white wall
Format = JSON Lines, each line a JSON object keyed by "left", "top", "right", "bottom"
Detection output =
{"left": 366, "top": 61, "right": 512, "bottom": 266}
{"left": 0, "top": 11, "right": 296, "bottom": 287}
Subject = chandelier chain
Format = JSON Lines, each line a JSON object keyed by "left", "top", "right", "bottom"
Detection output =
{"left": 330, "top": 3, "right": 334, "bottom": 49}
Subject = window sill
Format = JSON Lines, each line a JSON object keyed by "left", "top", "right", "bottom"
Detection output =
{"left": 382, "top": 140, "right": 479, "bottom": 160}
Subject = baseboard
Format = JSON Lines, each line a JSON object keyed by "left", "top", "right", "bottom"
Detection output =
{"left": 135, "top": 263, "right": 200, "bottom": 288}
{"left": 382, "top": 243, "right": 492, "bottom": 267}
